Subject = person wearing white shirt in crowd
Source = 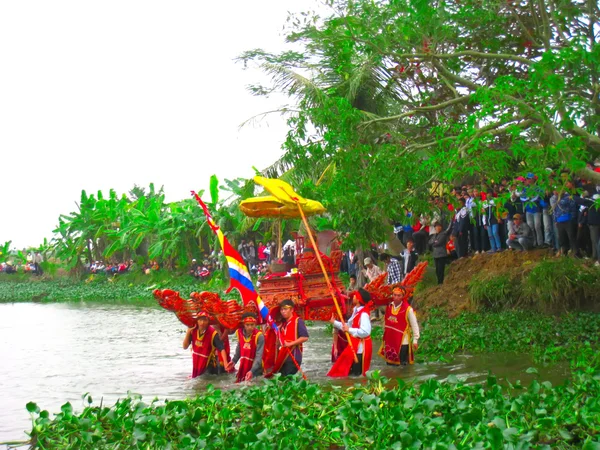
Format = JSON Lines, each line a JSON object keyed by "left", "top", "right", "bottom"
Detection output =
{"left": 362, "top": 257, "right": 382, "bottom": 282}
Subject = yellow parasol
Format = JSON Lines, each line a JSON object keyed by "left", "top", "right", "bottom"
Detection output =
{"left": 241, "top": 176, "right": 358, "bottom": 363}
{"left": 239, "top": 195, "right": 325, "bottom": 219}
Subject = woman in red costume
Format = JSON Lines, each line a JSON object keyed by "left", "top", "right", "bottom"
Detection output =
{"left": 226, "top": 312, "right": 265, "bottom": 382}
{"left": 265, "top": 299, "right": 309, "bottom": 377}
{"left": 327, "top": 288, "right": 373, "bottom": 377}
{"left": 378, "top": 287, "right": 420, "bottom": 365}
{"left": 182, "top": 311, "right": 229, "bottom": 377}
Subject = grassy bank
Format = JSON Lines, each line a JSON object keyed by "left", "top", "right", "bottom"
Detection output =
{"left": 21, "top": 345, "right": 600, "bottom": 449}
{"left": 0, "top": 272, "right": 230, "bottom": 304}
{"left": 415, "top": 250, "right": 600, "bottom": 316}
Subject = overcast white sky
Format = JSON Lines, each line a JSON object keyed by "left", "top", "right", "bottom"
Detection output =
{"left": 0, "top": 0, "right": 322, "bottom": 249}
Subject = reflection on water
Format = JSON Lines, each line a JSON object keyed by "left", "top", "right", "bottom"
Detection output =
{"left": 0, "top": 303, "right": 569, "bottom": 444}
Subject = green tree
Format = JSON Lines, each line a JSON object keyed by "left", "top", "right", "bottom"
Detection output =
{"left": 239, "top": 0, "right": 600, "bottom": 246}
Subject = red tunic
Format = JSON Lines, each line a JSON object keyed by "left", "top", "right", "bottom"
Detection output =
{"left": 235, "top": 328, "right": 263, "bottom": 382}
{"left": 331, "top": 328, "right": 348, "bottom": 363}
{"left": 378, "top": 301, "right": 415, "bottom": 365}
{"left": 266, "top": 313, "right": 302, "bottom": 377}
{"left": 262, "top": 325, "right": 277, "bottom": 373}
{"left": 327, "top": 306, "right": 372, "bottom": 377}
{"left": 191, "top": 325, "right": 218, "bottom": 378}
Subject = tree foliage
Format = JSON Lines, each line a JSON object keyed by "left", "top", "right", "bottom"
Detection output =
{"left": 49, "top": 180, "right": 277, "bottom": 273}
{"left": 239, "top": 0, "right": 600, "bottom": 246}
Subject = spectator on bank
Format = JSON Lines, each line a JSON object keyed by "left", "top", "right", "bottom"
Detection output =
{"left": 553, "top": 188, "right": 577, "bottom": 256}
{"left": 362, "top": 257, "right": 382, "bottom": 283}
{"left": 483, "top": 194, "right": 502, "bottom": 253}
{"left": 507, "top": 214, "right": 534, "bottom": 251}
{"left": 452, "top": 197, "right": 469, "bottom": 258}
{"left": 348, "top": 274, "right": 359, "bottom": 291}
{"left": 520, "top": 173, "right": 544, "bottom": 248}
{"left": 429, "top": 222, "right": 453, "bottom": 285}
{"left": 380, "top": 253, "right": 403, "bottom": 285}
{"left": 190, "top": 259, "right": 199, "bottom": 276}
{"left": 400, "top": 238, "right": 419, "bottom": 278}
{"left": 257, "top": 242, "right": 267, "bottom": 263}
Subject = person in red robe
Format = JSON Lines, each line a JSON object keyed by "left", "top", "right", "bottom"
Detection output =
{"left": 265, "top": 299, "right": 309, "bottom": 377}
{"left": 226, "top": 313, "right": 265, "bottom": 382}
{"left": 327, "top": 288, "right": 373, "bottom": 377}
{"left": 331, "top": 328, "right": 348, "bottom": 362}
{"left": 378, "top": 287, "right": 420, "bottom": 365}
{"left": 182, "top": 312, "right": 229, "bottom": 377}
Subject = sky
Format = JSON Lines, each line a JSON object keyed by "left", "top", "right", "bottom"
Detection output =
{"left": 0, "top": 0, "right": 321, "bottom": 249}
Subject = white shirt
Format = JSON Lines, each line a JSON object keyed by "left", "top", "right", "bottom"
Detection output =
{"left": 333, "top": 306, "right": 371, "bottom": 353}
{"left": 364, "top": 264, "right": 382, "bottom": 282}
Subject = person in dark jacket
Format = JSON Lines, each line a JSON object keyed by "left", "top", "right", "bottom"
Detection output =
{"left": 452, "top": 198, "right": 469, "bottom": 258}
{"left": 587, "top": 194, "right": 600, "bottom": 263}
{"left": 429, "top": 222, "right": 453, "bottom": 284}
{"left": 400, "top": 238, "right": 419, "bottom": 279}
{"left": 553, "top": 190, "right": 577, "bottom": 256}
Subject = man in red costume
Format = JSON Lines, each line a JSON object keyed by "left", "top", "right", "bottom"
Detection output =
{"left": 328, "top": 288, "right": 373, "bottom": 377}
{"left": 182, "top": 311, "right": 229, "bottom": 377}
{"left": 266, "top": 299, "right": 309, "bottom": 377}
{"left": 226, "top": 312, "right": 265, "bottom": 382}
{"left": 378, "top": 287, "right": 420, "bottom": 365}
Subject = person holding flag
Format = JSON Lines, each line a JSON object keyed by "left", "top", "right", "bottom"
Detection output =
{"left": 226, "top": 312, "right": 265, "bottom": 382}
{"left": 182, "top": 312, "right": 229, "bottom": 378}
{"left": 328, "top": 288, "right": 373, "bottom": 377}
{"left": 191, "top": 191, "right": 307, "bottom": 380}
{"left": 378, "top": 287, "right": 420, "bottom": 366}
{"left": 265, "top": 299, "right": 309, "bottom": 377}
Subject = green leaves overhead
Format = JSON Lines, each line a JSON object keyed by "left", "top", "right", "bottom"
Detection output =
{"left": 240, "top": 0, "right": 600, "bottom": 247}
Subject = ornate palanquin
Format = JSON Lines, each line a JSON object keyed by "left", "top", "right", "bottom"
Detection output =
{"left": 257, "top": 250, "right": 348, "bottom": 321}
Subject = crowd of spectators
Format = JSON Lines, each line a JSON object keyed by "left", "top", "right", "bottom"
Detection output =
{"left": 0, "top": 253, "right": 44, "bottom": 275}
{"left": 87, "top": 260, "right": 134, "bottom": 275}
{"left": 189, "top": 251, "right": 223, "bottom": 280}
{"left": 339, "top": 167, "right": 600, "bottom": 286}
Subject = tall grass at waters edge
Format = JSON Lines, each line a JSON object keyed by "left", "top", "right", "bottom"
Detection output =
{"left": 468, "top": 258, "right": 600, "bottom": 313}
{"left": 0, "top": 272, "right": 233, "bottom": 304}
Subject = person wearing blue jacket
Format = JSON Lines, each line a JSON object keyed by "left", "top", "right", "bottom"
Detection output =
{"left": 553, "top": 190, "right": 577, "bottom": 256}
{"left": 520, "top": 173, "right": 544, "bottom": 247}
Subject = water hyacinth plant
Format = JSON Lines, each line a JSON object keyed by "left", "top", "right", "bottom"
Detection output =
{"left": 22, "top": 345, "right": 600, "bottom": 449}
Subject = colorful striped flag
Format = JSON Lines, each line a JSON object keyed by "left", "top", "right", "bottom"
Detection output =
{"left": 191, "top": 192, "right": 279, "bottom": 332}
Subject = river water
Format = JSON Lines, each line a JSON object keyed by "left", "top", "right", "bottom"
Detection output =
{"left": 0, "top": 303, "right": 569, "bottom": 445}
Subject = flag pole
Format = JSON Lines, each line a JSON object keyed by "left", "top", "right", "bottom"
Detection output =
{"left": 293, "top": 200, "right": 358, "bottom": 364}
{"left": 191, "top": 191, "right": 307, "bottom": 380}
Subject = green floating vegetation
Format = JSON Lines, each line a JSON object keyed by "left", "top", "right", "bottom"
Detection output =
{"left": 24, "top": 344, "right": 600, "bottom": 449}
{"left": 0, "top": 272, "right": 235, "bottom": 304}
{"left": 417, "top": 310, "right": 600, "bottom": 364}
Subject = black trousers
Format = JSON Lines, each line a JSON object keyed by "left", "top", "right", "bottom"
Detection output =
{"left": 557, "top": 221, "right": 577, "bottom": 255}
{"left": 434, "top": 257, "right": 447, "bottom": 284}
{"left": 349, "top": 354, "right": 364, "bottom": 376}
{"left": 455, "top": 233, "right": 468, "bottom": 258}
{"left": 577, "top": 224, "right": 592, "bottom": 257}
{"left": 413, "top": 230, "right": 428, "bottom": 254}
{"left": 279, "top": 358, "right": 299, "bottom": 376}
{"left": 399, "top": 345, "right": 410, "bottom": 365}
{"left": 471, "top": 224, "right": 483, "bottom": 252}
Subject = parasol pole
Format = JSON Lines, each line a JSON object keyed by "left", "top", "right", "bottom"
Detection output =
{"left": 293, "top": 200, "right": 358, "bottom": 364}
{"left": 277, "top": 218, "right": 282, "bottom": 260}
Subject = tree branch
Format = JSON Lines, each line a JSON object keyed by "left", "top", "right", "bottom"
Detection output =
{"left": 393, "top": 50, "right": 534, "bottom": 66}
{"left": 360, "top": 95, "right": 472, "bottom": 127}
